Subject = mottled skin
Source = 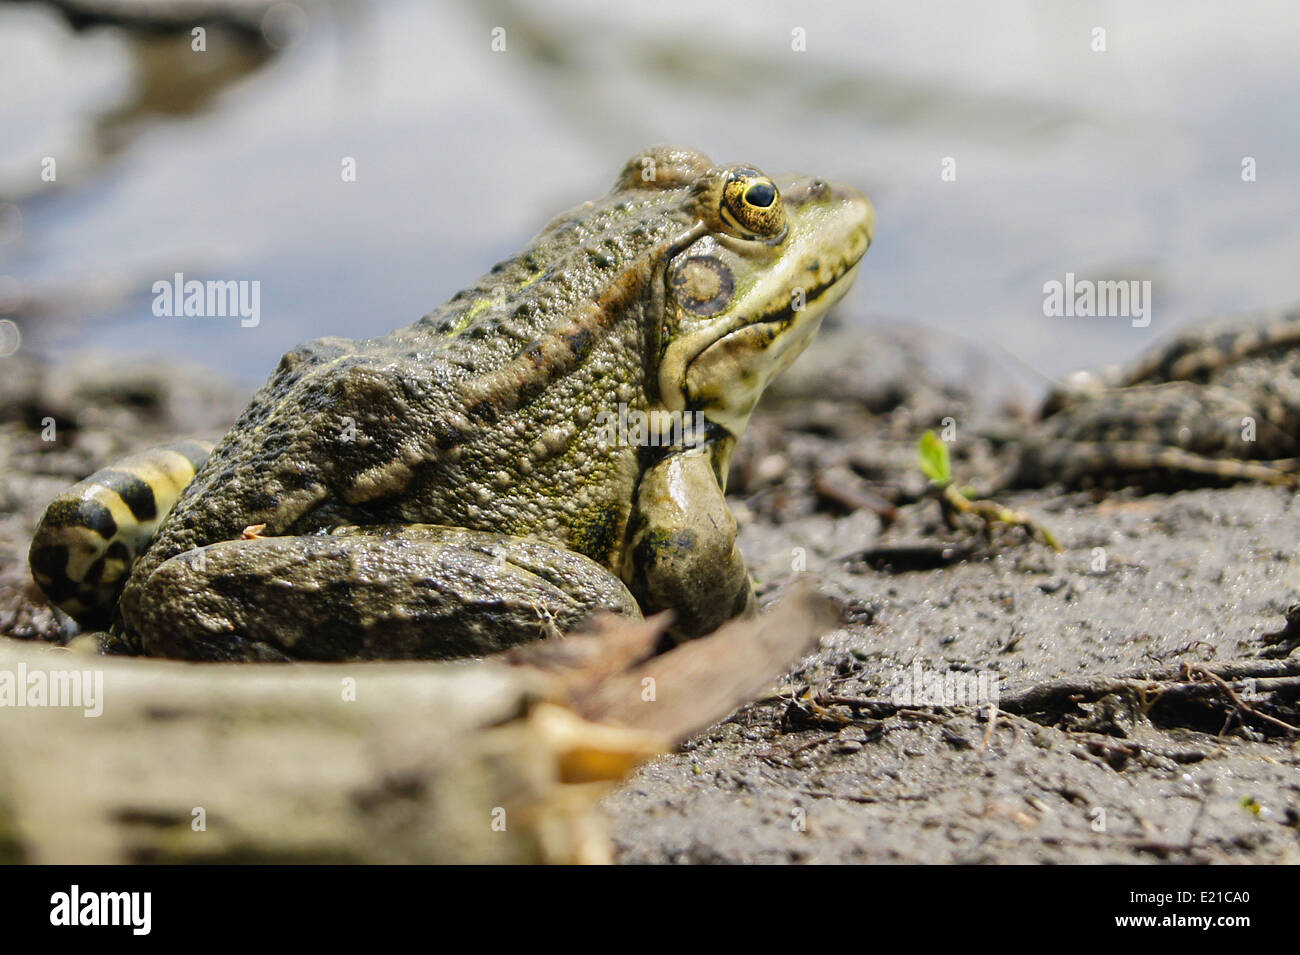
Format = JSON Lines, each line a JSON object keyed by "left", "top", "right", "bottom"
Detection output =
{"left": 92, "top": 146, "right": 873, "bottom": 660}
{"left": 1010, "top": 306, "right": 1300, "bottom": 490}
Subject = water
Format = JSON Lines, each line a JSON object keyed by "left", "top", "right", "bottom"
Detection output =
{"left": 3, "top": 0, "right": 1298, "bottom": 395}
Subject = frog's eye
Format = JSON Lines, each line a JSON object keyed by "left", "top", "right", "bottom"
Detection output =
{"left": 720, "top": 170, "right": 786, "bottom": 240}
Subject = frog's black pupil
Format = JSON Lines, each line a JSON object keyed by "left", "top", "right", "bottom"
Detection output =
{"left": 744, "top": 183, "right": 776, "bottom": 208}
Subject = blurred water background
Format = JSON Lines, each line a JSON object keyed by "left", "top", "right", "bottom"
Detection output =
{"left": 2, "top": 0, "right": 1298, "bottom": 396}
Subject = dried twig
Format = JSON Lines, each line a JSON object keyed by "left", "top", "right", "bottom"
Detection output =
{"left": 575, "top": 584, "right": 839, "bottom": 741}
{"left": 1186, "top": 665, "right": 1300, "bottom": 735}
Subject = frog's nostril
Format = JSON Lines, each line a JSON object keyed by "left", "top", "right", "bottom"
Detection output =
{"left": 809, "top": 179, "right": 829, "bottom": 197}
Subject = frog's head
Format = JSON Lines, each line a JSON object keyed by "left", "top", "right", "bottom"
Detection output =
{"left": 655, "top": 159, "right": 874, "bottom": 441}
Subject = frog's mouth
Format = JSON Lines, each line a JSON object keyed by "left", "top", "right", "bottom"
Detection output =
{"left": 681, "top": 260, "right": 863, "bottom": 437}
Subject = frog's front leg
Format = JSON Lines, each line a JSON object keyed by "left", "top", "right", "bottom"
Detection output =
{"left": 124, "top": 525, "right": 641, "bottom": 661}
{"left": 626, "top": 445, "right": 755, "bottom": 642}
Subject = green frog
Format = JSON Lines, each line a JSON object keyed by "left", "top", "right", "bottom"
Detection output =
{"left": 29, "top": 146, "right": 874, "bottom": 660}
{"left": 1009, "top": 306, "right": 1300, "bottom": 489}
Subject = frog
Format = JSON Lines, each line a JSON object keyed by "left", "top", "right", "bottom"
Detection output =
{"left": 1006, "top": 305, "right": 1300, "bottom": 490}
{"left": 28, "top": 145, "right": 874, "bottom": 661}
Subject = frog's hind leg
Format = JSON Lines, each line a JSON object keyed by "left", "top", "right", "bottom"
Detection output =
{"left": 125, "top": 524, "right": 642, "bottom": 661}
{"left": 28, "top": 439, "right": 213, "bottom": 628}
{"left": 1013, "top": 439, "right": 1299, "bottom": 490}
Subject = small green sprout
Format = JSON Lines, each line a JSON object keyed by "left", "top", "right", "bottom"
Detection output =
{"left": 915, "top": 430, "right": 1061, "bottom": 553}
{"left": 918, "top": 430, "right": 951, "bottom": 486}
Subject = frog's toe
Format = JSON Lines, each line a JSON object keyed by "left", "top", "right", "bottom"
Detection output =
{"left": 126, "top": 525, "right": 640, "bottom": 662}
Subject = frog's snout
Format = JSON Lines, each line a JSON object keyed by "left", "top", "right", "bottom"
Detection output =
{"left": 772, "top": 174, "right": 874, "bottom": 283}
{"left": 843, "top": 185, "right": 876, "bottom": 248}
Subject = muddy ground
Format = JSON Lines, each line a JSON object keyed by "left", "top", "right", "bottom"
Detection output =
{"left": 3, "top": 320, "right": 1298, "bottom": 864}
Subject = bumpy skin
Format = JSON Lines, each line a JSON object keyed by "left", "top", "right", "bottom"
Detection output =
{"left": 1010, "top": 305, "right": 1300, "bottom": 489}
{"left": 33, "top": 146, "right": 873, "bottom": 661}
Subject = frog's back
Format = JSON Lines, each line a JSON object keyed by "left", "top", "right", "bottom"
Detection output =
{"left": 127, "top": 172, "right": 703, "bottom": 584}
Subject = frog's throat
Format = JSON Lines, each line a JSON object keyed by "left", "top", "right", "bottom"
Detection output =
{"left": 657, "top": 259, "right": 861, "bottom": 440}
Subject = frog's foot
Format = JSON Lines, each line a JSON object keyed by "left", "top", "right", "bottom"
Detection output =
{"left": 1012, "top": 440, "right": 1300, "bottom": 489}
{"left": 627, "top": 446, "right": 755, "bottom": 643}
{"left": 123, "top": 525, "right": 641, "bottom": 661}
{"left": 27, "top": 440, "right": 214, "bottom": 629}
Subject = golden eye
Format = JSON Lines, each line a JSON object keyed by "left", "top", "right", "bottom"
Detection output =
{"left": 719, "top": 170, "right": 786, "bottom": 239}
